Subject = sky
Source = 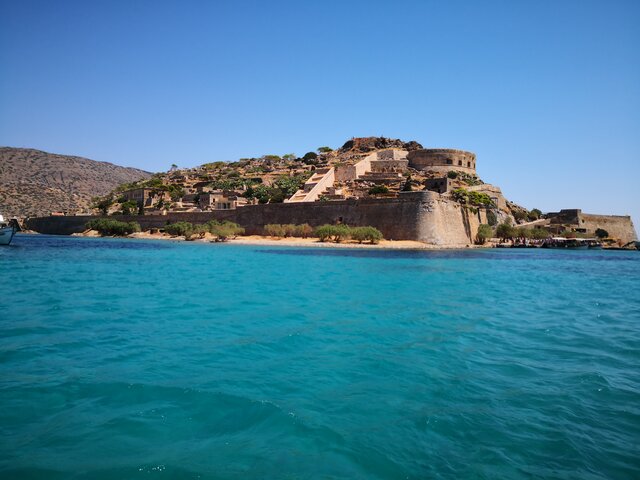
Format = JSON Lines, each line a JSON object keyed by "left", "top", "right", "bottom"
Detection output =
{"left": 1, "top": 0, "right": 639, "bottom": 224}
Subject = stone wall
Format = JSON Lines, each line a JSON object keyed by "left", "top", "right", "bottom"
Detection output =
{"left": 548, "top": 209, "right": 637, "bottom": 243}
{"left": 407, "top": 149, "right": 476, "bottom": 175}
{"left": 579, "top": 213, "right": 637, "bottom": 243}
{"left": 334, "top": 154, "right": 374, "bottom": 182}
{"left": 25, "top": 192, "right": 482, "bottom": 246}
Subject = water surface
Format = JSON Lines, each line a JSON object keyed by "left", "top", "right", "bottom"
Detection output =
{"left": 1, "top": 235, "right": 639, "bottom": 479}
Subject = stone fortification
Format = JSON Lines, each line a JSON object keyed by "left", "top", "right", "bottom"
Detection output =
{"left": 548, "top": 209, "right": 637, "bottom": 243}
{"left": 26, "top": 192, "right": 484, "bottom": 247}
{"left": 408, "top": 149, "right": 476, "bottom": 175}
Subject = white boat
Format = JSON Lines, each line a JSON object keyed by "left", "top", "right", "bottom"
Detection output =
{"left": 0, "top": 214, "right": 16, "bottom": 246}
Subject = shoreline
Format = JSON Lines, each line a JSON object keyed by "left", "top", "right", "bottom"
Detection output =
{"left": 69, "top": 231, "right": 481, "bottom": 250}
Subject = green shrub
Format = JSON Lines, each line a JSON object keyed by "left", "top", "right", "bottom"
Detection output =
{"left": 190, "top": 224, "right": 209, "bottom": 239}
{"left": 120, "top": 200, "right": 139, "bottom": 215}
{"left": 512, "top": 209, "right": 527, "bottom": 222}
{"left": 86, "top": 218, "right": 140, "bottom": 236}
{"left": 447, "top": 171, "right": 458, "bottom": 179}
{"left": 476, "top": 224, "right": 493, "bottom": 244}
{"left": 164, "top": 222, "right": 193, "bottom": 237}
{"left": 496, "top": 222, "right": 516, "bottom": 240}
{"left": 530, "top": 228, "right": 550, "bottom": 240}
{"left": 315, "top": 225, "right": 335, "bottom": 242}
{"left": 351, "top": 226, "right": 383, "bottom": 244}
{"left": 295, "top": 224, "right": 313, "bottom": 238}
{"left": 264, "top": 224, "right": 286, "bottom": 237}
{"left": 528, "top": 208, "right": 542, "bottom": 221}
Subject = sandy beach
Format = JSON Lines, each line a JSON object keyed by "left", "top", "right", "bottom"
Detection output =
{"left": 121, "top": 231, "right": 477, "bottom": 249}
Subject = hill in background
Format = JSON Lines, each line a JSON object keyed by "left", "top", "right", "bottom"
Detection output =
{"left": 0, "top": 147, "right": 151, "bottom": 218}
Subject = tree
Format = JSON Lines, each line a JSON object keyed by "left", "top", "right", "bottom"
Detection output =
{"left": 595, "top": 228, "right": 609, "bottom": 239}
{"left": 402, "top": 177, "right": 413, "bottom": 192}
{"left": 476, "top": 224, "right": 493, "bottom": 244}
{"left": 120, "top": 200, "right": 139, "bottom": 215}
{"left": 317, "top": 146, "right": 333, "bottom": 153}
{"left": 528, "top": 208, "right": 542, "bottom": 221}
{"left": 92, "top": 196, "right": 114, "bottom": 215}
{"left": 303, "top": 151, "right": 318, "bottom": 161}
{"left": 351, "top": 226, "right": 383, "bottom": 244}
{"left": 164, "top": 222, "right": 193, "bottom": 237}
{"left": 496, "top": 222, "right": 515, "bottom": 241}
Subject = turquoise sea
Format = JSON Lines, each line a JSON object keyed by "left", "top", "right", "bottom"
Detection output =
{"left": 1, "top": 235, "right": 639, "bottom": 479}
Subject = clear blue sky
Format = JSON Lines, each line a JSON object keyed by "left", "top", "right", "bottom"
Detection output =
{"left": 1, "top": 0, "right": 639, "bottom": 224}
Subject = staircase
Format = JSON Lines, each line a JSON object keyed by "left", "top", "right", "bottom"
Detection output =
{"left": 286, "top": 168, "right": 336, "bottom": 203}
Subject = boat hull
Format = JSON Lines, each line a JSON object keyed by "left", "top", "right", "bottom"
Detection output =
{"left": 0, "top": 225, "right": 15, "bottom": 245}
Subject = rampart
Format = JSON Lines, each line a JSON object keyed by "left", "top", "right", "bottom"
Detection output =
{"left": 25, "top": 192, "right": 488, "bottom": 246}
{"left": 407, "top": 149, "right": 476, "bottom": 175}
{"left": 548, "top": 209, "right": 637, "bottom": 243}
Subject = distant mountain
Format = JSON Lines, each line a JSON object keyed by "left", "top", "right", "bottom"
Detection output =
{"left": 0, "top": 147, "right": 152, "bottom": 218}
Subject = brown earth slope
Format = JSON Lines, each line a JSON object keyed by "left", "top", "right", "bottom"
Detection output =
{"left": 0, "top": 147, "right": 152, "bottom": 218}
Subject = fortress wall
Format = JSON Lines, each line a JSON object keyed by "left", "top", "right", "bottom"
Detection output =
{"left": 416, "top": 196, "right": 485, "bottom": 246}
{"left": 407, "top": 149, "right": 476, "bottom": 175}
{"left": 579, "top": 213, "right": 637, "bottom": 243}
{"left": 25, "top": 192, "right": 479, "bottom": 245}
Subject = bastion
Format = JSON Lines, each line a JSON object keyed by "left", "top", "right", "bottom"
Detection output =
{"left": 407, "top": 149, "right": 476, "bottom": 175}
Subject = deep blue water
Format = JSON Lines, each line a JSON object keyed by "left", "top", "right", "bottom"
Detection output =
{"left": 1, "top": 234, "right": 639, "bottom": 479}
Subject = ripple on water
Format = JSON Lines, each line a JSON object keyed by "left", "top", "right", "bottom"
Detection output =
{"left": 0, "top": 235, "right": 639, "bottom": 479}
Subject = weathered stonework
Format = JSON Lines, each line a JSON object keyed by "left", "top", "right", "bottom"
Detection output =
{"left": 548, "top": 209, "right": 637, "bottom": 243}
{"left": 25, "top": 192, "right": 484, "bottom": 246}
{"left": 407, "top": 149, "right": 476, "bottom": 175}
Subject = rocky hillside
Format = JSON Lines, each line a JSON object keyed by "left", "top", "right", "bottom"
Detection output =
{"left": 0, "top": 147, "right": 151, "bottom": 218}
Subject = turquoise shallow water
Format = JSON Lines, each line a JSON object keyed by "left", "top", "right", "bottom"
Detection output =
{"left": 1, "top": 235, "right": 639, "bottom": 479}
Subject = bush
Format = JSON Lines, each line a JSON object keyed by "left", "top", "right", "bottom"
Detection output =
{"left": 595, "top": 228, "right": 609, "bottom": 239}
{"left": 86, "top": 218, "right": 140, "bottom": 236}
{"left": 496, "top": 222, "right": 516, "bottom": 240}
{"left": 368, "top": 185, "right": 389, "bottom": 195}
{"left": 314, "top": 225, "right": 334, "bottom": 242}
{"left": 530, "top": 228, "right": 550, "bottom": 240}
{"left": 512, "top": 209, "right": 527, "bottom": 223}
{"left": 528, "top": 208, "right": 542, "bottom": 221}
{"left": 120, "top": 200, "right": 139, "bottom": 215}
{"left": 351, "top": 226, "right": 383, "bottom": 244}
{"left": 447, "top": 171, "right": 458, "bottom": 179}
{"left": 476, "top": 224, "right": 493, "bottom": 244}
{"left": 190, "top": 224, "right": 209, "bottom": 239}
{"left": 264, "top": 224, "right": 286, "bottom": 237}
{"left": 207, "top": 220, "right": 244, "bottom": 239}
{"left": 164, "top": 222, "right": 193, "bottom": 237}
{"left": 296, "top": 224, "right": 313, "bottom": 238}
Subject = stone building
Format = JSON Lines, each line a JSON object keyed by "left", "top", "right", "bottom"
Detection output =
{"left": 120, "top": 188, "right": 169, "bottom": 209}
{"left": 199, "top": 191, "right": 248, "bottom": 210}
{"left": 407, "top": 149, "right": 476, "bottom": 175}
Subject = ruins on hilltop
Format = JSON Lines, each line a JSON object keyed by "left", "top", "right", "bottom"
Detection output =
{"left": 25, "top": 136, "right": 638, "bottom": 246}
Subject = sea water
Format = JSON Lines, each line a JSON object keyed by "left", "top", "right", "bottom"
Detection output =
{"left": 0, "top": 235, "right": 638, "bottom": 479}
